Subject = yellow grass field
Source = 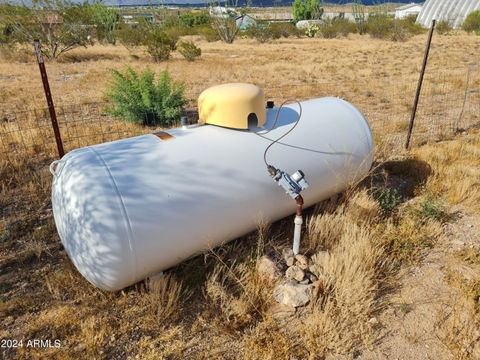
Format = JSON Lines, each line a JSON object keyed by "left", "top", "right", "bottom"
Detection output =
{"left": 1, "top": 32, "right": 480, "bottom": 359}
{"left": 1, "top": 34, "right": 478, "bottom": 109}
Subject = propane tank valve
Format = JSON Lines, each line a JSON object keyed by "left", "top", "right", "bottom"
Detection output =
{"left": 268, "top": 167, "right": 309, "bottom": 199}
{"left": 268, "top": 167, "right": 309, "bottom": 255}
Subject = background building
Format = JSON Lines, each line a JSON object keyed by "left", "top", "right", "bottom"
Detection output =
{"left": 417, "top": 0, "right": 480, "bottom": 28}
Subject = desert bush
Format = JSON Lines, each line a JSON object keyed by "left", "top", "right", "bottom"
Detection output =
{"left": 268, "top": 22, "right": 302, "bottom": 38}
{"left": 164, "top": 27, "right": 182, "bottom": 48}
{"left": 246, "top": 22, "right": 300, "bottom": 43}
{"left": 107, "top": 67, "right": 186, "bottom": 126}
{"left": 319, "top": 18, "right": 357, "bottom": 39}
{"left": 436, "top": 20, "right": 453, "bottom": 35}
{"left": 179, "top": 12, "right": 210, "bottom": 28}
{"left": 116, "top": 22, "right": 149, "bottom": 47}
{"left": 413, "top": 196, "right": 449, "bottom": 223}
{"left": 384, "top": 214, "right": 442, "bottom": 264}
{"left": 366, "top": 13, "right": 394, "bottom": 39}
{"left": 207, "top": 0, "right": 239, "bottom": 43}
{"left": 462, "top": 10, "right": 480, "bottom": 34}
{"left": 147, "top": 42, "right": 171, "bottom": 62}
{"left": 366, "top": 14, "right": 420, "bottom": 41}
{"left": 398, "top": 14, "right": 425, "bottom": 35}
{"left": 245, "top": 25, "right": 276, "bottom": 43}
{"left": 145, "top": 28, "right": 177, "bottom": 61}
{"left": 198, "top": 25, "right": 221, "bottom": 42}
{"left": 177, "top": 40, "right": 201, "bottom": 61}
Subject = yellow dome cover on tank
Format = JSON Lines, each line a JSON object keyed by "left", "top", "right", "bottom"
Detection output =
{"left": 198, "top": 83, "right": 266, "bottom": 129}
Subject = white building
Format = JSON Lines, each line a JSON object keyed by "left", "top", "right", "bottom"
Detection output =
{"left": 417, "top": 0, "right": 480, "bottom": 28}
{"left": 395, "top": 3, "right": 424, "bottom": 19}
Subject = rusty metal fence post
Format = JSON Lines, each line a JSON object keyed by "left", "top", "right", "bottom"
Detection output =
{"left": 405, "top": 19, "right": 436, "bottom": 150}
{"left": 33, "top": 39, "right": 64, "bottom": 158}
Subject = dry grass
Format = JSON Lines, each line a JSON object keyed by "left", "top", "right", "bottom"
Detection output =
{"left": 1, "top": 32, "right": 480, "bottom": 359}
{"left": 413, "top": 132, "right": 480, "bottom": 212}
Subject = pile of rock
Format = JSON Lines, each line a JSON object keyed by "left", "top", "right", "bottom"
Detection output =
{"left": 256, "top": 248, "right": 323, "bottom": 311}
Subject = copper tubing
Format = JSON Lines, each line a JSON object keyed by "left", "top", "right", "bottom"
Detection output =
{"left": 295, "top": 195, "right": 304, "bottom": 217}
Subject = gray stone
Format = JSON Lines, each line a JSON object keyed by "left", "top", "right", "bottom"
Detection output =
{"left": 274, "top": 281, "right": 313, "bottom": 308}
{"left": 296, "top": 19, "right": 323, "bottom": 30}
{"left": 256, "top": 255, "right": 281, "bottom": 281}
{"left": 282, "top": 248, "right": 295, "bottom": 267}
{"left": 282, "top": 248, "right": 294, "bottom": 261}
{"left": 286, "top": 257, "right": 295, "bottom": 267}
{"left": 285, "top": 265, "right": 305, "bottom": 282}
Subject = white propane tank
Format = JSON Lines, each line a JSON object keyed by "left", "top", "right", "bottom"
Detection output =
{"left": 51, "top": 97, "right": 374, "bottom": 291}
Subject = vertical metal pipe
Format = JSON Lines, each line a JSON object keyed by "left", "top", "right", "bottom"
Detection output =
{"left": 293, "top": 195, "right": 304, "bottom": 255}
{"left": 33, "top": 40, "right": 64, "bottom": 158}
{"left": 405, "top": 19, "right": 436, "bottom": 150}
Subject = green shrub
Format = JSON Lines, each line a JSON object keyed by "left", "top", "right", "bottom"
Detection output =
{"left": 245, "top": 22, "right": 300, "bottom": 42}
{"left": 245, "top": 25, "right": 276, "bottom": 43}
{"left": 366, "top": 13, "right": 394, "bottom": 39}
{"left": 436, "top": 20, "right": 452, "bottom": 35}
{"left": 462, "top": 10, "right": 480, "bottom": 34}
{"left": 177, "top": 40, "right": 201, "bottom": 61}
{"left": 145, "top": 28, "right": 176, "bottom": 61}
{"left": 179, "top": 12, "right": 210, "bottom": 28}
{"left": 147, "top": 43, "right": 171, "bottom": 62}
{"left": 376, "top": 188, "right": 403, "bottom": 213}
{"left": 107, "top": 67, "right": 186, "bottom": 126}
{"left": 413, "top": 197, "right": 449, "bottom": 223}
{"left": 116, "top": 22, "right": 149, "bottom": 47}
{"left": 398, "top": 14, "right": 426, "bottom": 35}
{"left": 319, "top": 18, "right": 357, "bottom": 39}
{"left": 268, "top": 22, "right": 302, "bottom": 38}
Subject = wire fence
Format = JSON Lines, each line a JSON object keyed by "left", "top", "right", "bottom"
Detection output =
{"left": 1, "top": 64, "right": 479, "bottom": 165}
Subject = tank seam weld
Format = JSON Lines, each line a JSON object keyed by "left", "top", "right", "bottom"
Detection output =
{"left": 88, "top": 147, "right": 138, "bottom": 287}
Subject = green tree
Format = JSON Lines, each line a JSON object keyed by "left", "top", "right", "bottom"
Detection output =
{"left": 0, "top": 0, "right": 94, "bottom": 59}
{"left": 89, "top": 3, "right": 119, "bottom": 45}
{"left": 293, "top": 0, "right": 323, "bottom": 21}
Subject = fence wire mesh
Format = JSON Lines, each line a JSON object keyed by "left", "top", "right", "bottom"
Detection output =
{"left": 1, "top": 64, "right": 479, "bottom": 165}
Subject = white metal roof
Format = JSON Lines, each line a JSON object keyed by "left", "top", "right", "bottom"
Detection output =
{"left": 417, "top": 0, "right": 480, "bottom": 28}
{"left": 396, "top": 3, "right": 423, "bottom": 11}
